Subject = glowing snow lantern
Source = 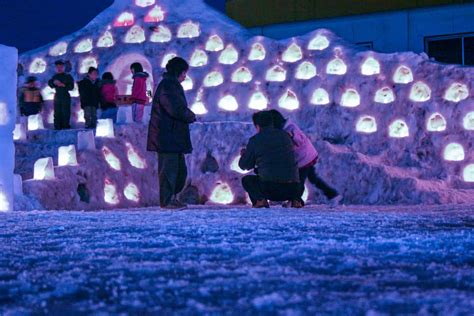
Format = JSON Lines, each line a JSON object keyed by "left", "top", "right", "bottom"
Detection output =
{"left": 58, "top": 145, "right": 78, "bottom": 167}
{"left": 205, "top": 35, "right": 224, "bottom": 52}
{"left": 218, "top": 44, "right": 239, "bottom": 65}
{"left": 444, "top": 83, "right": 469, "bottom": 102}
{"left": 144, "top": 5, "right": 164, "bottom": 23}
{"left": 181, "top": 75, "right": 193, "bottom": 91}
{"left": 326, "top": 57, "right": 347, "bottom": 75}
{"left": 282, "top": 43, "right": 303, "bottom": 63}
{"left": 393, "top": 65, "right": 413, "bottom": 84}
{"left": 124, "top": 25, "right": 146, "bottom": 44}
{"left": 124, "top": 183, "right": 140, "bottom": 202}
{"left": 463, "top": 164, "right": 474, "bottom": 182}
{"left": 308, "top": 34, "right": 330, "bottom": 51}
{"left": 70, "top": 83, "right": 80, "bottom": 98}
{"left": 74, "top": 38, "right": 93, "bottom": 53}
{"left": 125, "top": 142, "right": 146, "bottom": 169}
{"left": 340, "top": 89, "right": 360, "bottom": 108}
{"left": 33, "top": 157, "right": 55, "bottom": 180}
{"left": 76, "top": 109, "right": 85, "bottom": 123}
{"left": 279, "top": 89, "right": 299, "bottom": 111}
{"left": 27, "top": 114, "right": 44, "bottom": 131}
{"left": 295, "top": 61, "right": 316, "bottom": 80}
{"left": 150, "top": 25, "right": 171, "bottom": 43}
{"left": 463, "top": 112, "right": 474, "bottom": 130}
{"left": 79, "top": 56, "right": 98, "bottom": 74}
{"left": 29, "top": 58, "right": 47, "bottom": 74}
{"left": 266, "top": 65, "right": 286, "bottom": 82}
{"left": 361, "top": 57, "right": 380, "bottom": 76}
{"left": 13, "top": 123, "right": 27, "bottom": 141}
{"left": 97, "top": 31, "right": 115, "bottom": 48}
{"left": 0, "top": 187, "right": 9, "bottom": 212}
{"left": 443, "top": 143, "right": 465, "bottom": 161}
{"left": 135, "top": 0, "right": 155, "bottom": 7}
{"left": 374, "top": 87, "right": 395, "bottom": 104}
{"left": 102, "top": 146, "right": 121, "bottom": 171}
{"left": 248, "top": 42, "right": 266, "bottom": 61}
{"left": 218, "top": 95, "right": 239, "bottom": 112}
{"left": 0, "top": 102, "right": 9, "bottom": 125}
{"left": 114, "top": 12, "right": 134, "bottom": 27}
{"left": 427, "top": 113, "right": 447, "bottom": 132}
{"left": 231, "top": 67, "right": 253, "bottom": 83}
{"left": 389, "top": 119, "right": 409, "bottom": 138}
{"left": 161, "top": 53, "right": 177, "bottom": 68}
{"left": 77, "top": 130, "right": 95, "bottom": 151}
{"left": 42, "top": 86, "right": 55, "bottom": 101}
{"left": 356, "top": 116, "right": 377, "bottom": 134}
{"left": 248, "top": 91, "right": 268, "bottom": 110}
{"left": 190, "top": 100, "right": 208, "bottom": 115}
{"left": 210, "top": 182, "right": 234, "bottom": 205}
{"left": 177, "top": 21, "right": 200, "bottom": 38}
{"left": 230, "top": 155, "right": 250, "bottom": 174}
{"left": 49, "top": 41, "right": 67, "bottom": 56}
{"left": 409, "top": 81, "right": 431, "bottom": 102}
{"left": 104, "top": 179, "right": 120, "bottom": 205}
{"left": 96, "top": 119, "right": 114, "bottom": 138}
{"left": 203, "top": 71, "right": 224, "bottom": 87}
{"left": 311, "top": 88, "right": 330, "bottom": 105}
{"left": 190, "top": 49, "right": 208, "bottom": 67}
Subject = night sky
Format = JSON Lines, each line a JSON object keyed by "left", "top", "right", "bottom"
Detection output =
{"left": 0, "top": 0, "right": 227, "bottom": 53}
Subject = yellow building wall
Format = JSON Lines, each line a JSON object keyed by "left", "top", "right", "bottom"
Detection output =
{"left": 226, "top": 0, "right": 468, "bottom": 27}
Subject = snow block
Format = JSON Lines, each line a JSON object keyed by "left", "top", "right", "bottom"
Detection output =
{"left": 27, "top": 114, "right": 44, "bottom": 131}
{"left": 77, "top": 130, "right": 96, "bottom": 151}
{"left": 14, "top": 174, "right": 23, "bottom": 196}
{"left": 116, "top": 106, "right": 133, "bottom": 124}
{"left": 13, "top": 122, "right": 27, "bottom": 141}
{"left": 96, "top": 119, "right": 115, "bottom": 138}
{"left": 0, "top": 44, "right": 17, "bottom": 211}
{"left": 33, "top": 157, "right": 55, "bottom": 180}
{"left": 58, "top": 145, "right": 78, "bottom": 167}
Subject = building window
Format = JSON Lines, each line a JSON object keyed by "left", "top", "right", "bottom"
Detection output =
{"left": 425, "top": 34, "right": 474, "bottom": 66}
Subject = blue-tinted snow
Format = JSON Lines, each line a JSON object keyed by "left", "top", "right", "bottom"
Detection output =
{"left": 0, "top": 206, "right": 473, "bottom": 314}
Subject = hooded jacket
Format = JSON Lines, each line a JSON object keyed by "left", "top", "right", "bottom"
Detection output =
{"left": 284, "top": 120, "right": 319, "bottom": 168}
{"left": 147, "top": 73, "right": 196, "bottom": 153}
{"left": 131, "top": 72, "right": 149, "bottom": 105}
{"left": 100, "top": 79, "right": 118, "bottom": 108}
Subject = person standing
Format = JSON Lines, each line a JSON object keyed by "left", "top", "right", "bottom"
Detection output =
{"left": 239, "top": 111, "right": 302, "bottom": 209}
{"left": 100, "top": 72, "right": 119, "bottom": 122}
{"left": 269, "top": 110, "right": 342, "bottom": 207}
{"left": 19, "top": 76, "right": 43, "bottom": 116}
{"left": 130, "top": 62, "right": 149, "bottom": 123}
{"left": 147, "top": 57, "right": 196, "bottom": 209}
{"left": 48, "top": 60, "right": 74, "bottom": 130}
{"left": 78, "top": 67, "right": 101, "bottom": 129}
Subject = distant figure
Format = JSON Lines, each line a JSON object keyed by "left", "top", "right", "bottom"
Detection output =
{"left": 100, "top": 72, "right": 118, "bottom": 122}
{"left": 239, "top": 111, "right": 302, "bottom": 209}
{"left": 147, "top": 57, "right": 196, "bottom": 209}
{"left": 78, "top": 67, "right": 101, "bottom": 129}
{"left": 270, "top": 110, "right": 342, "bottom": 207}
{"left": 48, "top": 60, "right": 74, "bottom": 130}
{"left": 19, "top": 76, "right": 43, "bottom": 116}
{"left": 130, "top": 62, "right": 149, "bottom": 123}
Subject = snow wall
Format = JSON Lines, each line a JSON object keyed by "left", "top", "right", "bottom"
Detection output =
{"left": 15, "top": 0, "right": 474, "bottom": 210}
{"left": 0, "top": 44, "right": 17, "bottom": 212}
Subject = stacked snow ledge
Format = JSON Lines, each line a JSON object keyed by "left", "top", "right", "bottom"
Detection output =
{"left": 14, "top": 0, "right": 474, "bottom": 209}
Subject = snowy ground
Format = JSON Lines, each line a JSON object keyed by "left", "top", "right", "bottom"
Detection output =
{"left": 1, "top": 205, "right": 473, "bottom": 315}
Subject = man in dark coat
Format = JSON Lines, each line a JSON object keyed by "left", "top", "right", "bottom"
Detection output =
{"left": 48, "top": 60, "right": 74, "bottom": 130}
{"left": 239, "top": 111, "right": 302, "bottom": 208}
{"left": 78, "top": 67, "right": 101, "bottom": 129}
{"left": 147, "top": 57, "right": 196, "bottom": 209}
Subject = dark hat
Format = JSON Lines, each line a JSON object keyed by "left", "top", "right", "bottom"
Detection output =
{"left": 54, "top": 59, "right": 65, "bottom": 65}
{"left": 26, "top": 76, "right": 37, "bottom": 83}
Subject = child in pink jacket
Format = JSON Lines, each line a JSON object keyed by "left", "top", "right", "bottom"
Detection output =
{"left": 130, "top": 62, "right": 150, "bottom": 122}
{"left": 270, "top": 110, "right": 342, "bottom": 206}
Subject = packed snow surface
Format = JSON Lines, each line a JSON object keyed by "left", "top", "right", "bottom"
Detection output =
{"left": 1, "top": 205, "right": 473, "bottom": 314}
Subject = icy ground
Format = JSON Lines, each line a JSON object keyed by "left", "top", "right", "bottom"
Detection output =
{"left": 1, "top": 205, "right": 473, "bottom": 315}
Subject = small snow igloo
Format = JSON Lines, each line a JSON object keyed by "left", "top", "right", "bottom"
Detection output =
{"left": 15, "top": 0, "right": 474, "bottom": 210}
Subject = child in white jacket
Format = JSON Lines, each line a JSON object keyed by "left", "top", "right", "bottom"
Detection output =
{"left": 270, "top": 110, "right": 342, "bottom": 206}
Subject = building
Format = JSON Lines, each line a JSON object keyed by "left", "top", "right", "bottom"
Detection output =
{"left": 226, "top": 0, "right": 474, "bottom": 65}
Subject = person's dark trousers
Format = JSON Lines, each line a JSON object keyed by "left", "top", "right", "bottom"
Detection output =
{"left": 158, "top": 153, "right": 188, "bottom": 206}
{"left": 54, "top": 99, "right": 71, "bottom": 130}
{"left": 242, "top": 175, "right": 300, "bottom": 205}
{"left": 298, "top": 165, "right": 338, "bottom": 200}
{"left": 84, "top": 106, "right": 98, "bottom": 129}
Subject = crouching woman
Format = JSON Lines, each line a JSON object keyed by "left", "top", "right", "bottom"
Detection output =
{"left": 147, "top": 57, "right": 196, "bottom": 209}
